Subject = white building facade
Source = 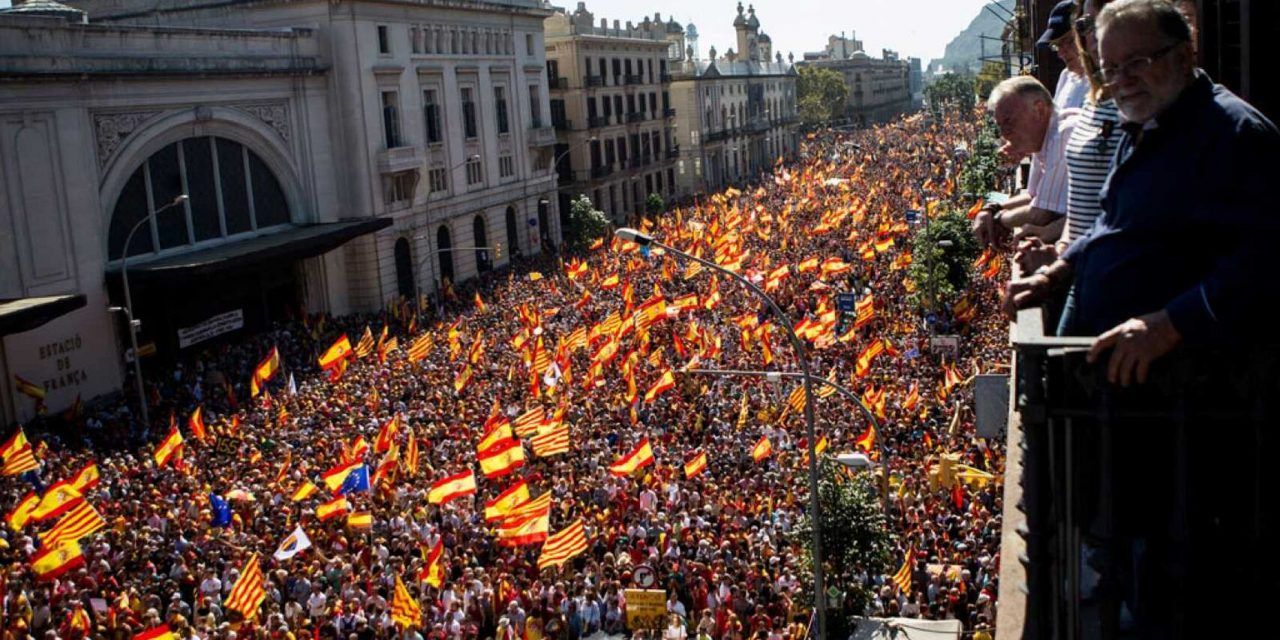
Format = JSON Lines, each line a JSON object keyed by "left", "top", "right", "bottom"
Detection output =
{"left": 0, "top": 0, "right": 559, "bottom": 424}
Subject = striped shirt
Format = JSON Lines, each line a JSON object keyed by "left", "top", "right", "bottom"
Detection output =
{"left": 1063, "top": 99, "right": 1123, "bottom": 243}
{"left": 1027, "top": 108, "right": 1079, "bottom": 216}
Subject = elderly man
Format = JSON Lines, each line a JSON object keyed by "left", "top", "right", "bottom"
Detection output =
{"left": 1007, "top": 0, "right": 1280, "bottom": 385}
{"left": 972, "top": 76, "right": 1077, "bottom": 246}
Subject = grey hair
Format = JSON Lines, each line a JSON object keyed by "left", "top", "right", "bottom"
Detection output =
{"left": 1097, "top": 0, "right": 1193, "bottom": 43}
{"left": 986, "top": 76, "right": 1053, "bottom": 111}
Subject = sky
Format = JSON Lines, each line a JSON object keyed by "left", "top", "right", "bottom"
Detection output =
{"left": 0, "top": 0, "right": 997, "bottom": 63}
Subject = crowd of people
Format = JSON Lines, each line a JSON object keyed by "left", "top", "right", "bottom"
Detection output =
{"left": 2, "top": 98, "right": 1014, "bottom": 638}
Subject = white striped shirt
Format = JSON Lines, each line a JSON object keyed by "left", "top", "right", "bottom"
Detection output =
{"left": 1063, "top": 99, "right": 1123, "bottom": 243}
{"left": 1027, "top": 108, "right": 1080, "bottom": 216}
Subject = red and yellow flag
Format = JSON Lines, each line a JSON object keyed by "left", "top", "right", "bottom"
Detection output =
{"left": 643, "top": 369, "right": 676, "bottom": 402}
{"left": 30, "top": 538, "right": 84, "bottom": 581}
{"left": 188, "top": 407, "right": 207, "bottom": 441}
{"left": 477, "top": 439, "right": 525, "bottom": 479}
{"left": 608, "top": 438, "right": 655, "bottom": 477}
{"left": 484, "top": 479, "right": 531, "bottom": 522}
{"left": 530, "top": 421, "right": 570, "bottom": 457}
{"left": 153, "top": 426, "right": 183, "bottom": 468}
{"left": 418, "top": 539, "right": 445, "bottom": 587}
{"left": 537, "top": 519, "right": 589, "bottom": 570}
{"left": 224, "top": 552, "right": 266, "bottom": 620}
{"left": 428, "top": 470, "right": 477, "bottom": 505}
{"left": 751, "top": 436, "right": 772, "bottom": 462}
{"left": 683, "top": 451, "right": 708, "bottom": 478}
{"left": 6, "top": 491, "right": 39, "bottom": 530}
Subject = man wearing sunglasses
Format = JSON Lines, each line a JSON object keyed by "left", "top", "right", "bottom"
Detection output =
{"left": 1007, "top": 0, "right": 1279, "bottom": 386}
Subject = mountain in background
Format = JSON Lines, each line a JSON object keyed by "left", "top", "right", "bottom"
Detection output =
{"left": 929, "top": 0, "right": 1017, "bottom": 75}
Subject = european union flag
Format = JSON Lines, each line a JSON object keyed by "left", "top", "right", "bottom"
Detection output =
{"left": 210, "top": 493, "right": 232, "bottom": 528}
{"left": 337, "top": 465, "right": 370, "bottom": 495}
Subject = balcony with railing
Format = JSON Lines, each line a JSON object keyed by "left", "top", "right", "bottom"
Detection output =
{"left": 528, "top": 123, "right": 555, "bottom": 147}
{"left": 624, "top": 74, "right": 645, "bottom": 85}
{"left": 625, "top": 112, "right": 645, "bottom": 124}
{"left": 588, "top": 115, "right": 610, "bottom": 129}
{"left": 998, "top": 302, "right": 1278, "bottom": 639}
{"left": 376, "top": 145, "right": 422, "bottom": 175}
{"left": 584, "top": 75, "right": 604, "bottom": 88}
{"left": 548, "top": 76, "right": 569, "bottom": 90}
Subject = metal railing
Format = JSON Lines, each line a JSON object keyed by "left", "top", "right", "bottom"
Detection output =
{"left": 625, "top": 112, "right": 645, "bottom": 124}
{"left": 588, "top": 115, "right": 610, "bottom": 128}
{"left": 1005, "top": 304, "right": 1278, "bottom": 638}
{"left": 625, "top": 74, "right": 645, "bottom": 85}
{"left": 584, "top": 75, "right": 604, "bottom": 88}
{"left": 549, "top": 76, "right": 569, "bottom": 90}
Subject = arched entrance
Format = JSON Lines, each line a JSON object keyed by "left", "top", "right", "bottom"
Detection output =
{"left": 436, "top": 224, "right": 454, "bottom": 288}
{"left": 473, "top": 214, "right": 491, "bottom": 273}
{"left": 394, "top": 237, "right": 415, "bottom": 299}
{"left": 539, "top": 199, "right": 553, "bottom": 251}
{"left": 505, "top": 206, "right": 520, "bottom": 262}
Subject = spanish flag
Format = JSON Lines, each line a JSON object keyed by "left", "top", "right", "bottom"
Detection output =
{"left": 643, "top": 369, "right": 676, "bottom": 402}
{"left": 537, "top": 519, "right": 589, "bottom": 570}
{"left": 476, "top": 418, "right": 513, "bottom": 454}
{"left": 6, "top": 491, "right": 39, "bottom": 530}
{"left": 477, "top": 438, "right": 525, "bottom": 479}
{"left": 427, "top": 470, "right": 477, "bottom": 505}
{"left": 453, "top": 364, "right": 474, "bottom": 394}
{"left": 347, "top": 511, "right": 373, "bottom": 530}
{"left": 751, "top": 436, "right": 772, "bottom": 462}
{"left": 69, "top": 461, "right": 101, "bottom": 492}
{"left": 290, "top": 480, "right": 318, "bottom": 502}
{"left": 13, "top": 375, "right": 46, "bottom": 401}
{"left": 902, "top": 383, "right": 921, "bottom": 413}
{"left": 30, "top": 538, "right": 84, "bottom": 581}
{"left": 251, "top": 347, "right": 281, "bottom": 397}
{"left": 496, "top": 510, "right": 549, "bottom": 547}
{"left": 315, "top": 497, "right": 348, "bottom": 521}
{"left": 683, "top": 451, "right": 708, "bottom": 478}
{"left": 484, "top": 480, "right": 531, "bottom": 522}
{"left": 608, "top": 438, "right": 655, "bottom": 477}
{"left": 188, "top": 407, "right": 207, "bottom": 441}
{"left": 31, "top": 481, "right": 82, "bottom": 522}
{"left": 418, "top": 539, "right": 445, "bottom": 587}
{"left": 375, "top": 414, "right": 401, "bottom": 454}
{"left": 133, "top": 625, "right": 179, "bottom": 640}
{"left": 318, "top": 334, "right": 353, "bottom": 371}
{"left": 153, "top": 426, "right": 183, "bottom": 468}
{"left": 854, "top": 424, "right": 877, "bottom": 453}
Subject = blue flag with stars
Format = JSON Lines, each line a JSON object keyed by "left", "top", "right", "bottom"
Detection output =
{"left": 337, "top": 465, "right": 370, "bottom": 495}
{"left": 209, "top": 493, "right": 232, "bottom": 528}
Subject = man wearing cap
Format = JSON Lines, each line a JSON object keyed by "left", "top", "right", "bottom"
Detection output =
{"left": 1040, "top": 0, "right": 1090, "bottom": 110}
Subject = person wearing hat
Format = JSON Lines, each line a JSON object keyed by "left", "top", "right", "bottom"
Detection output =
{"left": 1039, "top": 0, "right": 1090, "bottom": 110}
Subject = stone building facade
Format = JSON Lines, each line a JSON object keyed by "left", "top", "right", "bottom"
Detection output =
{"left": 544, "top": 3, "right": 682, "bottom": 224}
{"left": 0, "top": 0, "right": 558, "bottom": 423}
{"left": 668, "top": 3, "right": 800, "bottom": 195}
{"left": 798, "top": 44, "right": 914, "bottom": 126}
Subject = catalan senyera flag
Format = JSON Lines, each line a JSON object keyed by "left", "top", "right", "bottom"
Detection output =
{"left": 428, "top": 470, "right": 477, "bottom": 505}
{"left": 133, "top": 624, "right": 178, "bottom": 640}
{"left": 751, "top": 436, "right": 773, "bottom": 462}
{"left": 407, "top": 333, "right": 433, "bottom": 363}
{"left": 513, "top": 407, "right": 546, "bottom": 438}
{"left": 225, "top": 552, "right": 266, "bottom": 620}
{"left": 1, "top": 428, "right": 29, "bottom": 459}
{"left": 70, "top": 461, "right": 101, "bottom": 493}
{"left": 391, "top": 574, "right": 423, "bottom": 629}
{"left": 484, "top": 480, "right": 531, "bottom": 522}
{"left": 529, "top": 421, "right": 570, "bottom": 457}
{"left": 608, "top": 438, "right": 655, "bottom": 477}
{"left": 418, "top": 539, "right": 445, "bottom": 587}
{"left": 291, "top": 480, "right": 318, "bottom": 502}
{"left": 375, "top": 414, "right": 401, "bottom": 454}
{"left": 153, "top": 426, "right": 183, "bottom": 468}
{"left": 41, "top": 500, "right": 106, "bottom": 546}
{"left": 2, "top": 445, "right": 38, "bottom": 476}
{"left": 477, "top": 438, "right": 525, "bottom": 479}
{"left": 318, "top": 334, "right": 353, "bottom": 371}
{"left": 188, "top": 407, "right": 207, "bottom": 441}
{"left": 683, "top": 451, "right": 708, "bottom": 478}
{"left": 643, "top": 369, "right": 676, "bottom": 402}
{"left": 6, "top": 491, "right": 39, "bottom": 530}
{"left": 30, "top": 538, "right": 84, "bottom": 581}
{"left": 537, "top": 519, "right": 589, "bottom": 570}
{"left": 31, "top": 481, "right": 83, "bottom": 522}
{"left": 354, "top": 326, "right": 375, "bottom": 358}
{"left": 402, "top": 426, "right": 420, "bottom": 476}
{"left": 315, "top": 496, "right": 348, "bottom": 521}
{"left": 785, "top": 384, "right": 807, "bottom": 415}
{"left": 891, "top": 548, "right": 915, "bottom": 595}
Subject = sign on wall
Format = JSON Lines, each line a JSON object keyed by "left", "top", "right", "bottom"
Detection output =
{"left": 3, "top": 296, "right": 122, "bottom": 422}
{"left": 177, "top": 309, "right": 244, "bottom": 349}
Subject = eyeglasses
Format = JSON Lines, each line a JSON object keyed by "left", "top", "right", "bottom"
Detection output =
{"left": 1074, "top": 15, "right": 1095, "bottom": 35}
{"left": 1048, "top": 37, "right": 1073, "bottom": 53}
{"left": 1099, "top": 42, "right": 1180, "bottom": 83}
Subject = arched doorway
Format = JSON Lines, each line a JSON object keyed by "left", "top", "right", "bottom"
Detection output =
{"left": 505, "top": 206, "right": 519, "bottom": 262}
{"left": 539, "top": 199, "right": 552, "bottom": 251}
{"left": 394, "top": 237, "right": 415, "bottom": 299}
{"left": 473, "top": 214, "right": 491, "bottom": 273}
{"left": 437, "top": 224, "right": 454, "bottom": 288}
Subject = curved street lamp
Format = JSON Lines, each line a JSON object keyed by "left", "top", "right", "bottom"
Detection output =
{"left": 117, "top": 193, "right": 189, "bottom": 427}
{"left": 614, "top": 226, "right": 829, "bottom": 639}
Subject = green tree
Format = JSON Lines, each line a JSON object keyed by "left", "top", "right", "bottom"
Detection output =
{"left": 907, "top": 208, "right": 981, "bottom": 312}
{"left": 792, "top": 462, "right": 894, "bottom": 638}
{"left": 796, "top": 66, "right": 848, "bottom": 126}
{"left": 924, "top": 72, "right": 975, "bottom": 117}
{"left": 957, "top": 115, "right": 1002, "bottom": 197}
{"left": 562, "top": 195, "right": 610, "bottom": 252}
{"left": 645, "top": 193, "right": 665, "bottom": 216}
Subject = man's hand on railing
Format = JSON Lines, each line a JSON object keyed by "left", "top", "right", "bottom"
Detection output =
{"left": 1003, "top": 259, "right": 1071, "bottom": 318}
{"left": 1014, "top": 237, "right": 1057, "bottom": 274}
{"left": 1087, "top": 310, "right": 1183, "bottom": 387}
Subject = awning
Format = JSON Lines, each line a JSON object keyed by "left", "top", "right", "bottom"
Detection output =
{"left": 107, "top": 218, "right": 392, "bottom": 284}
{"left": 0, "top": 294, "right": 87, "bottom": 336}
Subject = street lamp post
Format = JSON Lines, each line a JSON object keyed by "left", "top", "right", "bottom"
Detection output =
{"left": 615, "top": 227, "right": 829, "bottom": 639}
{"left": 118, "top": 193, "right": 189, "bottom": 427}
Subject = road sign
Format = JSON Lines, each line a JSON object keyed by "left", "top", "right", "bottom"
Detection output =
{"left": 633, "top": 564, "right": 657, "bottom": 588}
{"left": 624, "top": 589, "right": 667, "bottom": 630}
